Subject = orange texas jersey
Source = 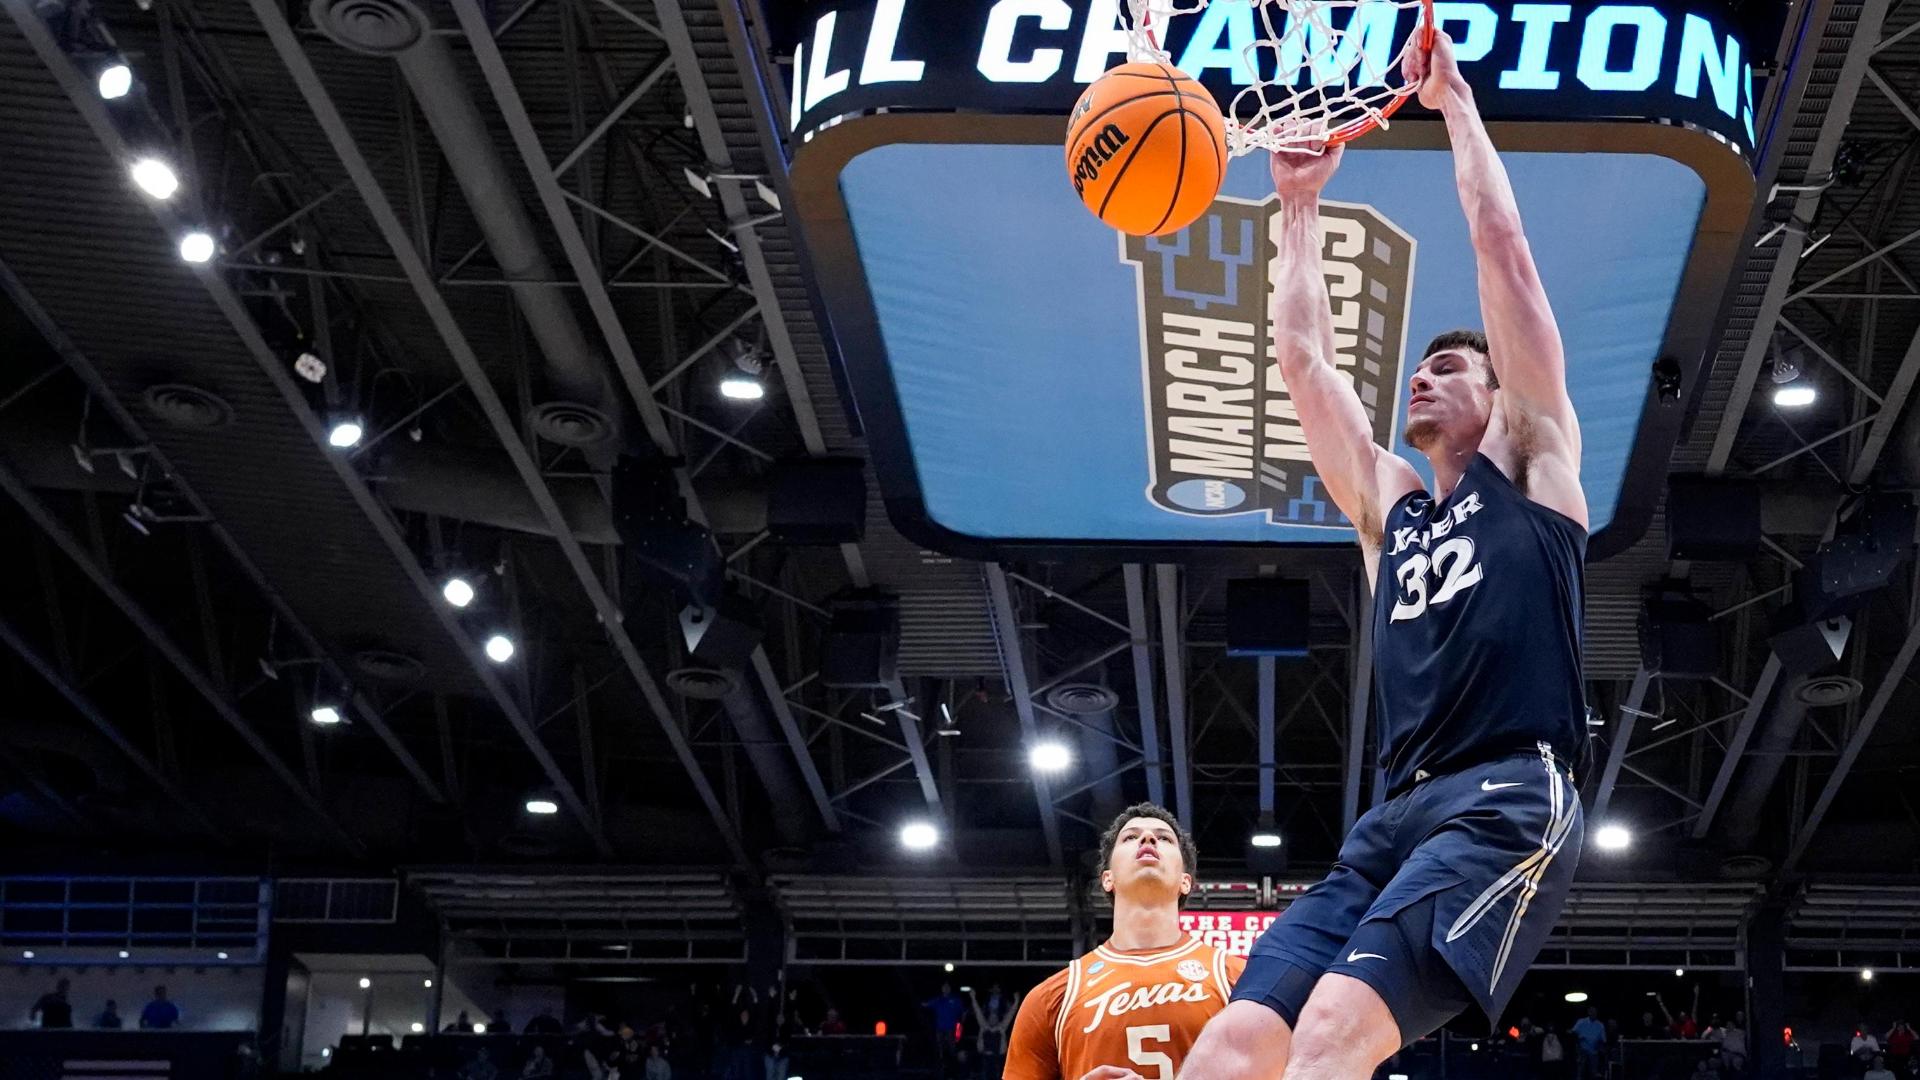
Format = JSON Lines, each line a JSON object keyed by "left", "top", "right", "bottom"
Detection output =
{"left": 1003, "top": 937, "right": 1245, "bottom": 1080}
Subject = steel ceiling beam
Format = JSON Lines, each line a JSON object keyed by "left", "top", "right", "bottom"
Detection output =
{"left": 240, "top": 0, "right": 654, "bottom": 860}
{"left": 1122, "top": 565, "right": 1167, "bottom": 807}
{"left": 646, "top": 0, "right": 870, "bottom": 589}
{"left": 1153, "top": 565, "right": 1193, "bottom": 824}
{"left": 0, "top": 459, "right": 362, "bottom": 855}
{"left": 986, "top": 565, "right": 1065, "bottom": 867}
{"left": 1692, "top": 655, "right": 1783, "bottom": 838}
{"left": 0, "top": 253, "right": 447, "bottom": 809}
{"left": 752, "top": 651, "right": 841, "bottom": 832}
{"left": 1784, "top": 603, "right": 1920, "bottom": 871}
{"left": 0, "top": 613, "right": 223, "bottom": 840}
{"left": 1704, "top": 0, "right": 1892, "bottom": 476}
{"left": 453, "top": 1, "right": 846, "bottom": 847}
{"left": 1593, "top": 667, "right": 1655, "bottom": 821}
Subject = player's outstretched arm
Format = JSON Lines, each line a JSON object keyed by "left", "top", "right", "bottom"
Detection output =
{"left": 1407, "top": 33, "right": 1585, "bottom": 504}
{"left": 1269, "top": 147, "right": 1419, "bottom": 554}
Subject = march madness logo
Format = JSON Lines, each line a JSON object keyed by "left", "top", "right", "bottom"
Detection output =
{"left": 1123, "top": 196, "right": 1415, "bottom": 528}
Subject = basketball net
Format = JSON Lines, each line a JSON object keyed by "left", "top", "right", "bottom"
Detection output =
{"left": 1124, "top": 0, "right": 1435, "bottom": 155}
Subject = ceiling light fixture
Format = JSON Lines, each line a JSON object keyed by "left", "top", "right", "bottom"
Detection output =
{"left": 525, "top": 798, "right": 560, "bottom": 816}
{"left": 484, "top": 634, "right": 515, "bottom": 663}
{"left": 1775, "top": 384, "right": 1817, "bottom": 408}
{"left": 1593, "top": 824, "right": 1632, "bottom": 852}
{"left": 1029, "top": 740, "right": 1072, "bottom": 773}
{"left": 441, "top": 576, "right": 476, "bottom": 608}
{"left": 178, "top": 231, "right": 215, "bottom": 264}
{"left": 1250, "top": 832, "right": 1283, "bottom": 849}
{"left": 98, "top": 63, "right": 133, "bottom": 100}
{"left": 719, "top": 373, "right": 764, "bottom": 402}
{"left": 900, "top": 821, "right": 939, "bottom": 851}
{"left": 130, "top": 157, "right": 179, "bottom": 200}
{"left": 1565, "top": 992, "right": 1589, "bottom": 1003}
{"left": 327, "top": 418, "right": 364, "bottom": 449}
{"left": 309, "top": 705, "right": 344, "bottom": 726}
{"left": 359, "top": 977, "right": 371, "bottom": 990}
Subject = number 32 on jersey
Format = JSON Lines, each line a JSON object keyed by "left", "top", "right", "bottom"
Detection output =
{"left": 1390, "top": 536, "right": 1483, "bottom": 622}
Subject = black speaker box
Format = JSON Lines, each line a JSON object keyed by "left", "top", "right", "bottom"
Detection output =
{"left": 680, "top": 593, "right": 764, "bottom": 669}
{"left": 768, "top": 457, "right": 868, "bottom": 545}
{"left": 1638, "top": 590, "right": 1720, "bottom": 677}
{"left": 1226, "top": 578, "right": 1310, "bottom": 658}
{"left": 613, "top": 456, "right": 722, "bottom": 605}
{"left": 1769, "top": 612, "right": 1852, "bottom": 674}
{"left": 1666, "top": 476, "right": 1761, "bottom": 561}
{"left": 823, "top": 591, "right": 899, "bottom": 689}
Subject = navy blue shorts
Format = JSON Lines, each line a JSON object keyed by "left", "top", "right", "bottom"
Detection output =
{"left": 1233, "top": 744, "right": 1583, "bottom": 1045}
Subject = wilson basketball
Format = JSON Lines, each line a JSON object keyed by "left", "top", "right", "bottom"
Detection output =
{"left": 1065, "top": 62, "right": 1227, "bottom": 237}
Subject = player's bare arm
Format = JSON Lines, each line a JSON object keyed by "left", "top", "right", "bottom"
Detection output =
{"left": 1406, "top": 31, "right": 1586, "bottom": 528}
{"left": 1269, "top": 146, "right": 1421, "bottom": 573}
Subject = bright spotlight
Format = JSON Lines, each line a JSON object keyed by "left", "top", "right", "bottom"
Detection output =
{"left": 525, "top": 798, "right": 560, "bottom": 816}
{"left": 1029, "top": 740, "right": 1072, "bottom": 773}
{"left": 719, "top": 374, "right": 765, "bottom": 401}
{"left": 1863, "top": 968, "right": 1875, "bottom": 982}
{"left": 98, "top": 63, "right": 133, "bottom": 100}
{"left": 322, "top": 1048, "right": 332, "bottom": 1059}
{"left": 310, "top": 705, "right": 344, "bottom": 726}
{"left": 411, "top": 1022, "right": 425, "bottom": 1033}
{"left": 1775, "top": 384, "right": 1817, "bottom": 408}
{"left": 423, "top": 979, "right": 433, "bottom": 989}
{"left": 22, "top": 950, "right": 34, "bottom": 959}
{"left": 118, "top": 950, "right": 130, "bottom": 959}
{"left": 1250, "top": 832, "right": 1283, "bottom": 849}
{"left": 441, "top": 577, "right": 476, "bottom": 608}
{"left": 484, "top": 634, "right": 515, "bottom": 663}
{"left": 1565, "top": 992, "right": 1589, "bottom": 1003}
{"left": 358, "top": 978, "right": 371, "bottom": 990}
{"left": 178, "top": 231, "right": 215, "bottom": 264}
{"left": 130, "top": 157, "right": 178, "bottom": 200}
{"left": 1675, "top": 968, "right": 1685, "bottom": 977}
{"left": 472, "top": 1023, "right": 487, "bottom": 1035}
{"left": 900, "top": 821, "right": 939, "bottom": 851}
{"left": 217, "top": 952, "right": 229, "bottom": 960}
{"left": 327, "top": 419, "right": 364, "bottom": 448}
{"left": 1594, "top": 824, "right": 1632, "bottom": 852}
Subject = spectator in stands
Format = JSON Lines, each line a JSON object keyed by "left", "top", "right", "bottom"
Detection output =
{"left": 645, "top": 1043, "right": 672, "bottom": 1080}
{"left": 96, "top": 999, "right": 123, "bottom": 1029}
{"left": 819, "top": 1007, "right": 847, "bottom": 1036}
{"left": 30, "top": 978, "right": 73, "bottom": 1029}
{"left": 924, "top": 982, "right": 966, "bottom": 1075}
{"left": 460, "top": 1047, "right": 500, "bottom": 1080}
{"left": 1634, "top": 1008, "right": 1665, "bottom": 1039}
{"left": 446, "top": 1010, "right": 474, "bottom": 1033}
{"left": 971, "top": 984, "right": 1018, "bottom": 1079}
{"left": 1717, "top": 1013, "right": 1747, "bottom": 1073}
{"left": 487, "top": 1009, "right": 512, "bottom": 1034}
{"left": 608, "top": 1022, "right": 646, "bottom": 1077}
{"left": 521, "top": 1044, "right": 555, "bottom": 1079}
{"left": 1856, "top": 1025, "right": 1884, "bottom": 1069}
{"left": 1657, "top": 987, "right": 1702, "bottom": 1038}
{"left": 139, "top": 985, "right": 179, "bottom": 1029}
{"left": 1867, "top": 1054, "right": 1899, "bottom": 1080}
{"left": 525, "top": 1007, "right": 563, "bottom": 1035}
{"left": 1888, "top": 1020, "right": 1915, "bottom": 1074}
{"left": 1572, "top": 1005, "right": 1608, "bottom": 1080}
{"left": 765, "top": 1033, "right": 789, "bottom": 1080}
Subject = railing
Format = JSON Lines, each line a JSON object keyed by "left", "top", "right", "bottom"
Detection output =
{"left": 0, "top": 877, "right": 268, "bottom": 964}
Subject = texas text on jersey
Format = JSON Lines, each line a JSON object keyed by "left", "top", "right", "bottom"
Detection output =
{"left": 1002, "top": 937, "right": 1245, "bottom": 1080}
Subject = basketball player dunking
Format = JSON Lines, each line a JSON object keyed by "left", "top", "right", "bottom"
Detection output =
{"left": 1177, "top": 30, "right": 1589, "bottom": 1080}
{"left": 1003, "top": 804, "right": 1244, "bottom": 1080}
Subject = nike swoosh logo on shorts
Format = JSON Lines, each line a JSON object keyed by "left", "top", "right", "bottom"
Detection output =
{"left": 1482, "top": 780, "right": 1522, "bottom": 791}
{"left": 1346, "top": 951, "right": 1386, "bottom": 963}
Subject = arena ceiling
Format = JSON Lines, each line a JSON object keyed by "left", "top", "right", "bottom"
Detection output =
{"left": 0, "top": 0, "right": 1918, "bottom": 888}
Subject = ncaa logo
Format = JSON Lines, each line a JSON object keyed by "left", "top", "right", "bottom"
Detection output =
{"left": 1177, "top": 959, "right": 1209, "bottom": 982}
{"left": 1123, "top": 196, "right": 1416, "bottom": 528}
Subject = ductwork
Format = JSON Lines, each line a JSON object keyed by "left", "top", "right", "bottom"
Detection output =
{"left": 1724, "top": 674, "right": 1809, "bottom": 849}
{"left": 1079, "top": 707, "right": 1127, "bottom": 826}
{"left": 717, "top": 681, "right": 812, "bottom": 848}
{"left": 311, "top": 0, "right": 618, "bottom": 452}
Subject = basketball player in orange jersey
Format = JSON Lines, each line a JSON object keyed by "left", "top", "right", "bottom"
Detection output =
{"left": 1003, "top": 804, "right": 1244, "bottom": 1080}
{"left": 1179, "top": 27, "right": 1589, "bottom": 1080}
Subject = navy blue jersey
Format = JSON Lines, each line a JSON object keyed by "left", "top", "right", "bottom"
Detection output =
{"left": 1370, "top": 452, "right": 1586, "bottom": 794}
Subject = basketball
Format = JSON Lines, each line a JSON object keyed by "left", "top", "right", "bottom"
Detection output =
{"left": 1066, "top": 62, "right": 1227, "bottom": 237}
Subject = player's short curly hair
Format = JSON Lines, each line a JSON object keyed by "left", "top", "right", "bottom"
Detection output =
{"left": 1423, "top": 328, "right": 1499, "bottom": 389}
{"left": 1099, "top": 802, "right": 1199, "bottom": 888}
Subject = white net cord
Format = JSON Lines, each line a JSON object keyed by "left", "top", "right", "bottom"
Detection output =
{"left": 1124, "top": 0, "right": 1432, "bottom": 155}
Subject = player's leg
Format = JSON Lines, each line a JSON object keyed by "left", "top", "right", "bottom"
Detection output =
{"left": 1275, "top": 974, "right": 1404, "bottom": 1080}
{"left": 1180, "top": 805, "right": 1402, "bottom": 1079}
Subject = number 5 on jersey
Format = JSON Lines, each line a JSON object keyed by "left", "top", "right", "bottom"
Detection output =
{"left": 1389, "top": 536, "right": 1483, "bottom": 622}
{"left": 1126, "top": 1025, "right": 1174, "bottom": 1079}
